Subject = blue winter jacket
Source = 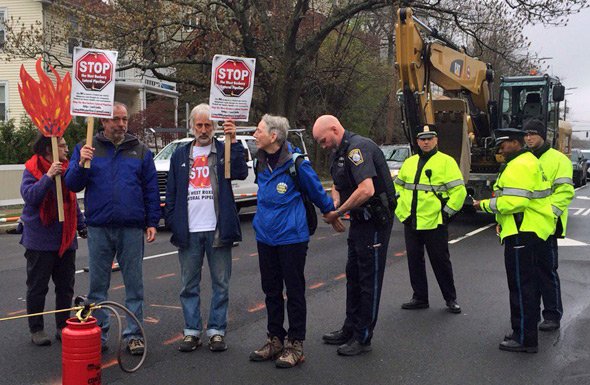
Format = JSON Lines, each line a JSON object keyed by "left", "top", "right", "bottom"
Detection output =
{"left": 164, "top": 138, "right": 248, "bottom": 249}
{"left": 65, "top": 133, "right": 160, "bottom": 228}
{"left": 253, "top": 143, "right": 335, "bottom": 246}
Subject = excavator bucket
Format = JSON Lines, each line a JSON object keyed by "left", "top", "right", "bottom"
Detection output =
{"left": 432, "top": 98, "right": 471, "bottom": 182}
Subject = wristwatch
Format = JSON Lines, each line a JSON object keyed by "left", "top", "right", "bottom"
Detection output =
{"left": 335, "top": 209, "right": 345, "bottom": 218}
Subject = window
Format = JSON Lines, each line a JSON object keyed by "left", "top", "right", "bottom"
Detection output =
{"left": 0, "top": 83, "right": 7, "bottom": 121}
{"left": 0, "top": 9, "right": 6, "bottom": 48}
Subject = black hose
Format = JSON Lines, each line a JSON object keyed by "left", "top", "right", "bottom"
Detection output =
{"left": 97, "top": 301, "right": 147, "bottom": 373}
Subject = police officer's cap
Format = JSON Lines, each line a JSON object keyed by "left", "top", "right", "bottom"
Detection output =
{"left": 416, "top": 125, "right": 437, "bottom": 139}
{"left": 494, "top": 128, "right": 525, "bottom": 146}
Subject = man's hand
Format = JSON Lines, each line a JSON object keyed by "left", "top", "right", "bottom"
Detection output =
{"left": 223, "top": 119, "right": 237, "bottom": 143}
{"left": 78, "top": 145, "right": 95, "bottom": 167}
{"left": 472, "top": 199, "right": 482, "bottom": 211}
{"left": 331, "top": 217, "right": 346, "bottom": 233}
{"left": 323, "top": 210, "right": 340, "bottom": 224}
{"left": 146, "top": 227, "right": 157, "bottom": 243}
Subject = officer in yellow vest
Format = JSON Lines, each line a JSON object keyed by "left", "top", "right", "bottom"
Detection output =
{"left": 524, "top": 119, "right": 574, "bottom": 332}
{"left": 473, "top": 128, "right": 555, "bottom": 353}
{"left": 395, "top": 125, "right": 466, "bottom": 314}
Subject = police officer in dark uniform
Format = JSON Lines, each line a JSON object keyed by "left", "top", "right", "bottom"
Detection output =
{"left": 312, "top": 115, "right": 395, "bottom": 356}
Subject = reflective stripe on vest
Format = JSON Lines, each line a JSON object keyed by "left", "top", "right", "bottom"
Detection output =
{"left": 553, "top": 177, "right": 574, "bottom": 187}
{"left": 552, "top": 205, "right": 563, "bottom": 217}
{"left": 494, "top": 187, "right": 551, "bottom": 199}
{"left": 394, "top": 178, "right": 464, "bottom": 192}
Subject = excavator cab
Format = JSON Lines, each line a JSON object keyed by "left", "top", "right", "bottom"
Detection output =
{"left": 498, "top": 75, "right": 566, "bottom": 149}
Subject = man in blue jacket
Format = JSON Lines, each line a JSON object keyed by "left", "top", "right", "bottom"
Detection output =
{"left": 165, "top": 103, "right": 248, "bottom": 353}
{"left": 66, "top": 102, "right": 160, "bottom": 355}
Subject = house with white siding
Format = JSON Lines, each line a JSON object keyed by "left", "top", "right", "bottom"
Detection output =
{"left": 0, "top": 0, "right": 179, "bottom": 126}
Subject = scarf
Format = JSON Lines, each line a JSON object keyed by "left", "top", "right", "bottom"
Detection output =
{"left": 24, "top": 154, "right": 77, "bottom": 257}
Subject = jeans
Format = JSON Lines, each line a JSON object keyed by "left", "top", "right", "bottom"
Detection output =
{"left": 87, "top": 226, "right": 145, "bottom": 343}
{"left": 25, "top": 249, "right": 76, "bottom": 333}
{"left": 178, "top": 231, "right": 232, "bottom": 338}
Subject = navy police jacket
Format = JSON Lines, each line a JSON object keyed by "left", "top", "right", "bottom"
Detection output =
{"left": 66, "top": 133, "right": 160, "bottom": 229}
{"left": 164, "top": 138, "right": 248, "bottom": 249}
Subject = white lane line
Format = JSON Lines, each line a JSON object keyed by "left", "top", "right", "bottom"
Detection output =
{"left": 448, "top": 223, "right": 495, "bottom": 244}
{"left": 75, "top": 250, "right": 178, "bottom": 274}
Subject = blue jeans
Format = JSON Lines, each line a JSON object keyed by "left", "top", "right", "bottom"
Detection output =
{"left": 178, "top": 231, "right": 232, "bottom": 338}
{"left": 87, "top": 226, "right": 145, "bottom": 343}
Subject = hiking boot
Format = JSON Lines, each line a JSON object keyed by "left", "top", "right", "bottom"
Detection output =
{"left": 249, "top": 336, "right": 284, "bottom": 361}
{"left": 127, "top": 338, "right": 145, "bottom": 356}
{"left": 31, "top": 331, "right": 51, "bottom": 346}
{"left": 275, "top": 340, "right": 304, "bottom": 368}
{"left": 178, "top": 335, "right": 202, "bottom": 352}
{"left": 208, "top": 334, "right": 227, "bottom": 352}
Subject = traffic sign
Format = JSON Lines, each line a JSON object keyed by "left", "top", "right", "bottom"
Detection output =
{"left": 74, "top": 51, "right": 114, "bottom": 91}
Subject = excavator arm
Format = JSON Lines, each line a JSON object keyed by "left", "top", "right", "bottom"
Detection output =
{"left": 395, "top": 7, "right": 496, "bottom": 178}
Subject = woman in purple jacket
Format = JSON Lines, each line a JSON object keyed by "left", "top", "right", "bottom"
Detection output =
{"left": 20, "top": 135, "right": 86, "bottom": 346}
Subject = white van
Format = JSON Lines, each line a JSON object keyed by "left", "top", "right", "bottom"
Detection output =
{"left": 153, "top": 128, "right": 308, "bottom": 213}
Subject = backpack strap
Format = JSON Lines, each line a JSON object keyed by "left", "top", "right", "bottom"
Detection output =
{"left": 288, "top": 153, "right": 307, "bottom": 192}
{"left": 253, "top": 158, "right": 259, "bottom": 184}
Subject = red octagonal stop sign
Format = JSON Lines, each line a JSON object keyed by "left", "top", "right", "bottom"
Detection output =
{"left": 75, "top": 51, "right": 114, "bottom": 91}
{"left": 214, "top": 59, "right": 252, "bottom": 97}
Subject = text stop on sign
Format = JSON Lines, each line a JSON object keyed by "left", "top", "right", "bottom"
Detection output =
{"left": 75, "top": 52, "right": 114, "bottom": 92}
{"left": 214, "top": 59, "right": 252, "bottom": 97}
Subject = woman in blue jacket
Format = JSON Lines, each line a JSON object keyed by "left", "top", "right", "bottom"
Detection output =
{"left": 248, "top": 114, "right": 337, "bottom": 368}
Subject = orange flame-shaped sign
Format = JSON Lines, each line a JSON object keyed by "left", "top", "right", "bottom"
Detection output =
{"left": 18, "top": 58, "right": 72, "bottom": 137}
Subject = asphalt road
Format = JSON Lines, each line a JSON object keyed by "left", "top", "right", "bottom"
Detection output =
{"left": 1, "top": 186, "right": 589, "bottom": 385}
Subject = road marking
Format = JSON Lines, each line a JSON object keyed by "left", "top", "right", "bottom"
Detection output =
{"left": 248, "top": 303, "right": 266, "bottom": 313}
{"left": 163, "top": 333, "right": 183, "bottom": 345}
{"left": 8, "top": 309, "right": 26, "bottom": 316}
{"left": 249, "top": 253, "right": 258, "bottom": 257}
{"left": 144, "top": 316, "right": 159, "bottom": 324}
{"left": 309, "top": 282, "right": 325, "bottom": 289}
{"left": 75, "top": 250, "right": 179, "bottom": 275}
{"left": 448, "top": 223, "right": 495, "bottom": 244}
{"left": 102, "top": 359, "right": 118, "bottom": 369}
{"left": 333, "top": 273, "right": 346, "bottom": 281}
{"left": 111, "top": 284, "right": 125, "bottom": 291}
{"left": 558, "top": 238, "right": 589, "bottom": 247}
{"left": 155, "top": 273, "right": 175, "bottom": 280}
{"left": 576, "top": 196, "right": 590, "bottom": 200}
{"left": 150, "top": 304, "right": 182, "bottom": 310}
{"left": 394, "top": 251, "right": 406, "bottom": 257}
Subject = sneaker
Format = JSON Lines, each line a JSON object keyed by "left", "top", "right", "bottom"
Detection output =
{"left": 127, "top": 338, "right": 145, "bottom": 356}
{"left": 31, "top": 331, "right": 51, "bottom": 346}
{"left": 178, "top": 335, "right": 202, "bottom": 352}
{"left": 249, "top": 336, "right": 284, "bottom": 361}
{"left": 539, "top": 319, "right": 560, "bottom": 331}
{"left": 275, "top": 340, "right": 304, "bottom": 368}
{"left": 209, "top": 334, "right": 227, "bottom": 352}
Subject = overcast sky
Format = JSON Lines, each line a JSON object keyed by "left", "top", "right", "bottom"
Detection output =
{"left": 524, "top": 8, "right": 590, "bottom": 139}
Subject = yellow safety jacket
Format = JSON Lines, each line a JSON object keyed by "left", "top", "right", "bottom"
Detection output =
{"left": 394, "top": 150, "right": 467, "bottom": 230}
{"left": 534, "top": 145, "right": 574, "bottom": 237}
{"left": 480, "top": 150, "right": 555, "bottom": 241}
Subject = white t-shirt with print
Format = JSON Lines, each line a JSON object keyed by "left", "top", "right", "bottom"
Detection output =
{"left": 187, "top": 144, "right": 217, "bottom": 232}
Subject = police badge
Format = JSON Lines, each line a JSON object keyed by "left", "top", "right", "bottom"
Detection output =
{"left": 348, "top": 148, "right": 364, "bottom": 166}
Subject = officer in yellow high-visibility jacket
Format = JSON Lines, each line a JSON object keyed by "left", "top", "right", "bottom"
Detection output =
{"left": 524, "top": 119, "right": 574, "bottom": 332}
{"left": 395, "top": 125, "right": 466, "bottom": 314}
{"left": 474, "top": 128, "right": 555, "bottom": 353}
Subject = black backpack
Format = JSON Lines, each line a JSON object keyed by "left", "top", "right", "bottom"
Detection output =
{"left": 254, "top": 153, "right": 318, "bottom": 236}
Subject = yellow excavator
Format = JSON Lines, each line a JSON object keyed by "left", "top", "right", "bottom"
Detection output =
{"left": 394, "top": 7, "right": 570, "bottom": 199}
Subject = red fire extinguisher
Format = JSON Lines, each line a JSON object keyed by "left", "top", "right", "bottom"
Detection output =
{"left": 62, "top": 316, "right": 102, "bottom": 385}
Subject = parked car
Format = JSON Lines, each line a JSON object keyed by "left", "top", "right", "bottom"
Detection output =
{"left": 581, "top": 149, "right": 590, "bottom": 180}
{"left": 379, "top": 144, "right": 412, "bottom": 179}
{"left": 153, "top": 128, "right": 308, "bottom": 214}
{"left": 570, "top": 148, "right": 588, "bottom": 187}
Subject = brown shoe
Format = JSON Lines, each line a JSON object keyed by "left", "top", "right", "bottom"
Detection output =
{"left": 249, "top": 336, "right": 283, "bottom": 361}
{"left": 275, "top": 340, "right": 304, "bottom": 368}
